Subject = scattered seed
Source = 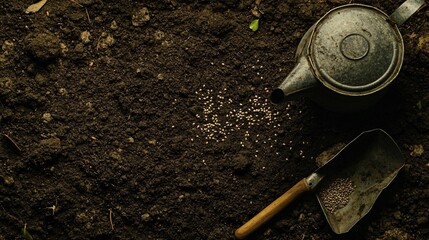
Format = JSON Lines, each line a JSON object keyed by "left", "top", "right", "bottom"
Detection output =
{"left": 193, "top": 87, "right": 283, "bottom": 146}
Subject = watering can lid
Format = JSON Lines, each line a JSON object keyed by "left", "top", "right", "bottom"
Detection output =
{"left": 308, "top": 4, "right": 404, "bottom": 95}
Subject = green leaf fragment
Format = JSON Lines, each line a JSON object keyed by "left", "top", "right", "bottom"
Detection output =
{"left": 249, "top": 19, "right": 259, "bottom": 32}
{"left": 417, "top": 100, "right": 422, "bottom": 110}
{"left": 21, "top": 225, "right": 34, "bottom": 240}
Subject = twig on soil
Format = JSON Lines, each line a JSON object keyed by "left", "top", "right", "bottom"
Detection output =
{"left": 96, "top": 35, "right": 102, "bottom": 51}
{"left": 69, "top": 0, "right": 92, "bottom": 25}
{"left": 109, "top": 209, "right": 114, "bottom": 230}
{"left": 85, "top": 8, "right": 92, "bottom": 25}
{"left": 3, "top": 134, "right": 22, "bottom": 152}
{"left": 69, "top": 0, "right": 84, "bottom": 7}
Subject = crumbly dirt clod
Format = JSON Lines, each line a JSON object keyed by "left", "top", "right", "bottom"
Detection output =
{"left": 132, "top": 7, "right": 150, "bottom": 27}
{"left": 24, "top": 31, "right": 61, "bottom": 61}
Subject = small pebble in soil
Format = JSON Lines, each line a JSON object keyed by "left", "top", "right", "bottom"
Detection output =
{"left": 42, "top": 112, "right": 53, "bottom": 123}
{"left": 111, "top": 20, "right": 118, "bottom": 30}
{"left": 60, "top": 42, "right": 68, "bottom": 56}
{"left": 0, "top": 77, "right": 14, "bottom": 91}
{"left": 35, "top": 73, "right": 47, "bottom": 84}
{"left": 74, "top": 43, "right": 85, "bottom": 53}
{"left": 2, "top": 40, "right": 14, "bottom": 55}
{"left": 154, "top": 30, "right": 165, "bottom": 40}
{"left": 97, "top": 32, "right": 115, "bottom": 49}
{"left": 59, "top": 88, "right": 68, "bottom": 96}
{"left": 110, "top": 149, "right": 122, "bottom": 160}
{"left": 3, "top": 176, "right": 14, "bottom": 186}
{"left": 156, "top": 73, "right": 164, "bottom": 80}
{"left": 318, "top": 177, "right": 355, "bottom": 213}
{"left": 408, "top": 144, "right": 424, "bottom": 157}
{"left": 132, "top": 7, "right": 150, "bottom": 26}
{"left": 80, "top": 31, "right": 91, "bottom": 44}
{"left": 141, "top": 213, "right": 150, "bottom": 222}
{"left": 298, "top": 213, "right": 305, "bottom": 222}
{"left": 75, "top": 212, "right": 89, "bottom": 223}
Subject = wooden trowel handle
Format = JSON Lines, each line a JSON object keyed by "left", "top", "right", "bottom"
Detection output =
{"left": 235, "top": 178, "right": 310, "bottom": 239}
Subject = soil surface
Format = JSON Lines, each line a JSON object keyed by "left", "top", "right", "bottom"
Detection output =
{"left": 1, "top": 0, "right": 429, "bottom": 239}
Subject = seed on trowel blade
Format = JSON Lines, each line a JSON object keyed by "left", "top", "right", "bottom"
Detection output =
{"left": 319, "top": 178, "right": 355, "bottom": 213}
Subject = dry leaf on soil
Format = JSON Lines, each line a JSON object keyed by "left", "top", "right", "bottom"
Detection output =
{"left": 25, "top": 0, "right": 48, "bottom": 14}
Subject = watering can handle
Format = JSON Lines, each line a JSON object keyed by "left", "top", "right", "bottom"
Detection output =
{"left": 390, "top": 0, "right": 427, "bottom": 26}
{"left": 234, "top": 178, "right": 310, "bottom": 239}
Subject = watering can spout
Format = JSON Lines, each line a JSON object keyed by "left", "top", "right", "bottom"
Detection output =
{"left": 270, "top": 57, "right": 317, "bottom": 104}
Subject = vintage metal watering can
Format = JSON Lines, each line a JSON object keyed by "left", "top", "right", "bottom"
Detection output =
{"left": 270, "top": 0, "right": 427, "bottom": 112}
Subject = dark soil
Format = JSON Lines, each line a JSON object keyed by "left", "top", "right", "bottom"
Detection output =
{"left": 1, "top": 0, "right": 429, "bottom": 239}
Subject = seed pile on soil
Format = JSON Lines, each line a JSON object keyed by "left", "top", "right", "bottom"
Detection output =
{"left": 319, "top": 177, "right": 355, "bottom": 213}
{"left": 194, "top": 87, "right": 282, "bottom": 145}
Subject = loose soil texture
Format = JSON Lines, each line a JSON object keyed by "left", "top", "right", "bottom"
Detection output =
{"left": 1, "top": 0, "right": 429, "bottom": 239}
